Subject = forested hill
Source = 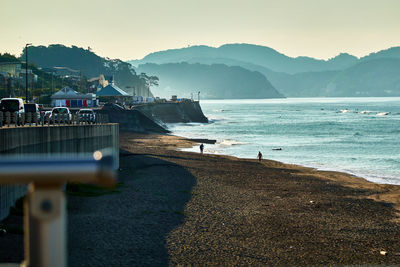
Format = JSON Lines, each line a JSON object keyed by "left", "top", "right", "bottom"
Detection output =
{"left": 136, "top": 62, "right": 283, "bottom": 99}
{"left": 22, "top": 45, "right": 126, "bottom": 78}
{"left": 21, "top": 45, "right": 151, "bottom": 97}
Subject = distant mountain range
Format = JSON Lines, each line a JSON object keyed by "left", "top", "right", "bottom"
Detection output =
{"left": 129, "top": 44, "right": 400, "bottom": 98}
{"left": 16, "top": 43, "right": 400, "bottom": 99}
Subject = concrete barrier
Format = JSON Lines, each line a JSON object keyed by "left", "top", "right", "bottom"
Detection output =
{"left": 135, "top": 101, "right": 208, "bottom": 123}
{"left": 0, "top": 123, "right": 119, "bottom": 221}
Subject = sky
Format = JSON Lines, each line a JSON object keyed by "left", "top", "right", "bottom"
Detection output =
{"left": 2, "top": 0, "right": 400, "bottom": 61}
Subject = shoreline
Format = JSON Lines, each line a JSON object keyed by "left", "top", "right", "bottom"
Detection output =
{"left": 118, "top": 131, "right": 400, "bottom": 213}
{"left": 120, "top": 131, "right": 400, "bottom": 216}
{"left": 171, "top": 134, "right": 400, "bottom": 212}
{"left": 176, "top": 136, "right": 400, "bottom": 187}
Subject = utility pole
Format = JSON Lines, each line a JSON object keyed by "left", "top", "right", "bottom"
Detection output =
{"left": 51, "top": 71, "right": 54, "bottom": 95}
{"left": 25, "top": 43, "right": 32, "bottom": 102}
{"left": 198, "top": 91, "right": 200, "bottom": 102}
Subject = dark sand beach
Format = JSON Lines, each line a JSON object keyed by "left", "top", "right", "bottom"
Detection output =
{"left": 1, "top": 132, "right": 400, "bottom": 265}
{"left": 70, "top": 132, "right": 400, "bottom": 266}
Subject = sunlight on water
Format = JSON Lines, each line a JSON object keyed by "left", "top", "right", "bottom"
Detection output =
{"left": 168, "top": 97, "right": 400, "bottom": 185}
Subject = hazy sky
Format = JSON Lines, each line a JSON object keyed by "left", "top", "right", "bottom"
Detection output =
{"left": 2, "top": 0, "right": 400, "bottom": 60}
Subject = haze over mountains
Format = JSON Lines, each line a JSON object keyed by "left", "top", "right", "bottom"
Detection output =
{"left": 130, "top": 44, "right": 400, "bottom": 98}
{"left": 138, "top": 62, "right": 282, "bottom": 99}
{"left": 17, "top": 43, "right": 400, "bottom": 99}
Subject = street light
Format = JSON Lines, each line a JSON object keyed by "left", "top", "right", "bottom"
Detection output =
{"left": 25, "top": 43, "right": 32, "bottom": 103}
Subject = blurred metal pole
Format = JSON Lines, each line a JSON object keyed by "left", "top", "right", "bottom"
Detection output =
{"left": 24, "top": 183, "right": 66, "bottom": 267}
{"left": 0, "top": 152, "right": 115, "bottom": 267}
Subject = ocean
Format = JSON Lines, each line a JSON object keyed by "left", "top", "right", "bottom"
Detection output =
{"left": 168, "top": 98, "right": 400, "bottom": 185}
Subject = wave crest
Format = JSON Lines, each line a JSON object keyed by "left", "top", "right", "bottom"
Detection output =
{"left": 219, "top": 139, "right": 246, "bottom": 146}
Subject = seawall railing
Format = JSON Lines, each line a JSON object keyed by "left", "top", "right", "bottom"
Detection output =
{"left": 0, "top": 111, "right": 109, "bottom": 128}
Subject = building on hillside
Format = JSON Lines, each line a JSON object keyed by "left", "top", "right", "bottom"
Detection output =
{"left": 51, "top": 86, "right": 97, "bottom": 107}
{"left": 19, "top": 68, "right": 38, "bottom": 83}
{"left": 52, "top": 66, "right": 81, "bottom": 78}
{"left": 0, "top": 62, "right": 22, "bottom": 77}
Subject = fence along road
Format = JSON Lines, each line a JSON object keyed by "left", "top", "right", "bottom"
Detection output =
{"left": 0, "top": 111, "right": 109, "bottom": 127}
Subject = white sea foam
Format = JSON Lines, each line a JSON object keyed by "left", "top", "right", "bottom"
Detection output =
{"left": 212, "top": 109, "right": 231, "bottom": 112}
{"left": 376, "top": 112, "right": 389, "bottom": 116}
{"left": 208, "top": 117, "right": 224, "bottom": 122}
{"left": 219, "top": 139, "right": 247, "bottom": 146}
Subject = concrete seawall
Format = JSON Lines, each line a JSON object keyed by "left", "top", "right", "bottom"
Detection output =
{"left": 98, "top": 109, "right": 169, "bottom": 133}
{"left": 0, "top": 124, "right": 119, "bottom": 221}
{"left": 135, "top": 101, "right": 208, "bottom": 123}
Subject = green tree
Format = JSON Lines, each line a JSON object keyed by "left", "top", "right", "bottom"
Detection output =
{"left": 139, "top": 73, "right": 159, "bottom": 97}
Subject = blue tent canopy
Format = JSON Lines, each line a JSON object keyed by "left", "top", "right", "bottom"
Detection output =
{"left": 96, "top": 84, "right": 129, "bottom": 97}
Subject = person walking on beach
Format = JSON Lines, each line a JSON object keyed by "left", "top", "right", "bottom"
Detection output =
{"left": 258, "top": 151, "right": 263, "bottom": 162}
{"left": 200, "top": 143, "right": 204, "bottom": 154}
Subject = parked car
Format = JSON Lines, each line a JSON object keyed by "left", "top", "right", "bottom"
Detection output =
{"left": 0, "top": 98, "right": 25, "bottom": 125}
{"left": 77, "top": 109, "right": 96, "bottom": 123}
{"left": 24, "top": 103, "right": 41, "bottom": 122}
{"left": 50, "top": 107, "right": 72, "bottom": 123}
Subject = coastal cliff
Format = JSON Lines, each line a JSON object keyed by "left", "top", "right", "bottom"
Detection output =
{"left": 135, "top": 101, "right": 208, "bottom": 123}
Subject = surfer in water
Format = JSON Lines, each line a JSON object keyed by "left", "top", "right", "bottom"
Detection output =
{"left": 258, "top": 151, "right": 263, "bottom": 162}
{"left": 200, "top": 143, "right": 204, "bottom": 154}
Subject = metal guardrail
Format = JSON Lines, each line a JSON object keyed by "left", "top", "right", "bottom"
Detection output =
{"left": 0, "top": 112, "right": 109, "bottom": 128}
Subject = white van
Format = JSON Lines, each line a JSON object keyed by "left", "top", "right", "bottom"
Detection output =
{"left": 0, "top": 98, "right": 25, "bottom": 124}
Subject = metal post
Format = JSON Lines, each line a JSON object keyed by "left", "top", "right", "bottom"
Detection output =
{"left": 6, "top": 112, "right": 10, "bottom": 127}
{"left": 14, "top": 112, "right": 18, "bottom": 127}
{"left": 25, "top": 43, "right": 32, "bottom": 103}
{"left": 28, "top": 113, "right": 32, "bottom": 127}
{"left": 24, "top": 183, "right": 66, "bottom": 267}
